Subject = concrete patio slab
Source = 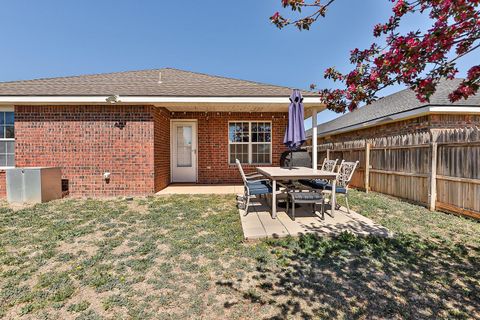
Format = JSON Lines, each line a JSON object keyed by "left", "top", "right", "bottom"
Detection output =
{"left": 239, "top": 197, "right": 391, "bottom": 240}
{"left": 157, "top": 184, "right": 243, "bottom": 195}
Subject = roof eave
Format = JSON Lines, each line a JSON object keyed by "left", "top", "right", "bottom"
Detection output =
{"left": 0, "top": 95, "right": 325, "bottom": 113}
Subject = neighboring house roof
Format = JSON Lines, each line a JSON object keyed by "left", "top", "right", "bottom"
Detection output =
{"left": 309, "top": 79, "right": 480, "bottom": 137}
{"left": 0, "top": 68, "right": 317, "bottom": 98}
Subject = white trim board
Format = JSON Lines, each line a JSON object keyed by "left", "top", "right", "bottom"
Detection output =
{"left": 0, "top": 95, "right": 323, "bottom": 106}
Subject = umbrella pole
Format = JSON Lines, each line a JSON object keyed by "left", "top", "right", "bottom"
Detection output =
{"left": 289, "top": 150, "right": 293, "bottom": 170}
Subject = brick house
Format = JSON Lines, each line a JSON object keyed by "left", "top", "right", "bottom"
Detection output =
{"left": 0, "top": 68, "right": 322, "bottom": 197}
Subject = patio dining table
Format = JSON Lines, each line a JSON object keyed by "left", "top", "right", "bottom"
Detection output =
{"left": 256, "top": 166, "right": 338, "bottom": 219}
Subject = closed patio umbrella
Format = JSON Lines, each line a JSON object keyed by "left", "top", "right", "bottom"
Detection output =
{"left": 283, "top": 89, "right": 306, "bottom": 169}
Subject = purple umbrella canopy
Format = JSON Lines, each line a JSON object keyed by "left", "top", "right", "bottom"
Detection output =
{"left": 283, "top": 89, "right": 306, "bottom": 150}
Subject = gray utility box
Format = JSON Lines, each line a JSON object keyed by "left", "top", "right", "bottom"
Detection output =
{"left": 6, "top": 167, "right": 62, "bottom": 204}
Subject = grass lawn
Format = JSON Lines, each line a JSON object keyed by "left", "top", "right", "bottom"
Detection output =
{"left": 0, "top": 191, "right": 478, "bottom": 319}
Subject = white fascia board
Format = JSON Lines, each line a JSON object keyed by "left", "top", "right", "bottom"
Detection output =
{"left": 0, "top": 95, "right": 322, "bottom": 105}
{"left": 315, "top": 105, "right": 480, "bottom": 138}
{"left": 428, "top": 105, "right": 480, "bottom": 113}
{"left": 0, "top": 96, "right": 110, "bottom": 103}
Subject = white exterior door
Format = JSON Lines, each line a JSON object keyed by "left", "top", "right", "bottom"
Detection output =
{"left": 171, "top": 121, "right": 197, "bottom": 183}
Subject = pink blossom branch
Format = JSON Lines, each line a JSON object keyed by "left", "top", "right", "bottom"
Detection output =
{"left": 271, "top": 0, "right": 480, "bottom": 112}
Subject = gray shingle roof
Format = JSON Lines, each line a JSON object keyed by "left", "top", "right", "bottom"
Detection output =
{"left": 0, "top": 68, "right": 317, "bottom": 97}
{"left": 312, "top": 79, "right": 480, "bottom": 137}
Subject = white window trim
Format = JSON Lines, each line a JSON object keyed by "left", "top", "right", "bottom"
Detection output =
{"left": 228, "top": 121, "right": 273, "bottom": 165}
{"left": 0, "top": 108, "right": 15, "bottom": 169}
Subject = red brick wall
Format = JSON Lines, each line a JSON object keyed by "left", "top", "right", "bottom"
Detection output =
{"left": 153, "top": 108, "right": 171, "bottom": 192}
{"left": 6, "top": 107, "right": 288, "bottom": 198}
{"left": 171, "top": 111, "right": 288, "bottom": 184}
{"left": 14, "top": 105, "right": 156, "bottom": 197}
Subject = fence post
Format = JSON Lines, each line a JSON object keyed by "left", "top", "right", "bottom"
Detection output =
{"left": 364, "top": 142, "right": 371, "bottom": 193}
{"left": 326, "top": 149, "right": 330, "bottom": 160}
{"left": 429, "top": 141, "right": 438, "bottom": 211}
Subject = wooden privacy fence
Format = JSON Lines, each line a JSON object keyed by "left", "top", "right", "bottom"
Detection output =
{"left": 312, "top": 127, "right": 480, "bottom": 220}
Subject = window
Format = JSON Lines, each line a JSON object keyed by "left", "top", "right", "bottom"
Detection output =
{"left": 229, "top": 121, "right": 271, "bottom": 164}
{"left": 0, "top": 112, "right": 14, "bottom": 167}
{"left": 176, "top": 125, "right": 193, "bottom": 167}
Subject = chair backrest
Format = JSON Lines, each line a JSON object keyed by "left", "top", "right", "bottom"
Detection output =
{"left": 235, "top": 159, "right": 248, "bottom": 184}
{"left": 321, "top": 158, "right": 338, "bottom": 172}
{"left": 337, "top": 161, "right": 359, "bottom": 188}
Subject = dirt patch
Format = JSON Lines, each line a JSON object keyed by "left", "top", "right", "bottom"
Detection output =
{"left": 57, "top": 231, "right": 102, "bottom": 257}
{"left": 64, "top": 285, "right": 111, "bottom": 318}
{"left": 111, "top": 240, "right": 133, "bottom": 256}
{"left": 126, "top": 200, "right": 150, "bottom": 215}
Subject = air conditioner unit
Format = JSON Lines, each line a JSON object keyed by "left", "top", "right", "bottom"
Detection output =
{"left": 6, "top": 167, "right": 62, "bottom": 203}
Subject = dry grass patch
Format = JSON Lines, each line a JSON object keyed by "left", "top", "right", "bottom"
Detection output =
{"left": 0, "top": 192, "right": 478, "bottom": 319}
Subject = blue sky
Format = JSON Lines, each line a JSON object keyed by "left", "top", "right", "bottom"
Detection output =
{"left": 0, "top": 0, "right": 478, "bottom": 127}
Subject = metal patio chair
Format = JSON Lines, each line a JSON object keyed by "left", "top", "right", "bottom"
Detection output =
{"left": 235, "top": 159, "right": 266, "bottom": 182}
{"left": 322, "top": 160, "right": 359, "bottom": 214}
{"left": 299, "top": 158, "right": 340, "bottom": 190}
{"left": 283, "top": 158, "right": 340, "bottom": 220}
{"left": 236, "top": 159, "right": 273, "bottom": 216}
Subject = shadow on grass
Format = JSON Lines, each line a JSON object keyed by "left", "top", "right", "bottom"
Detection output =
{"left": 218, "top": 232, "right": 480, "bottom": 319}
